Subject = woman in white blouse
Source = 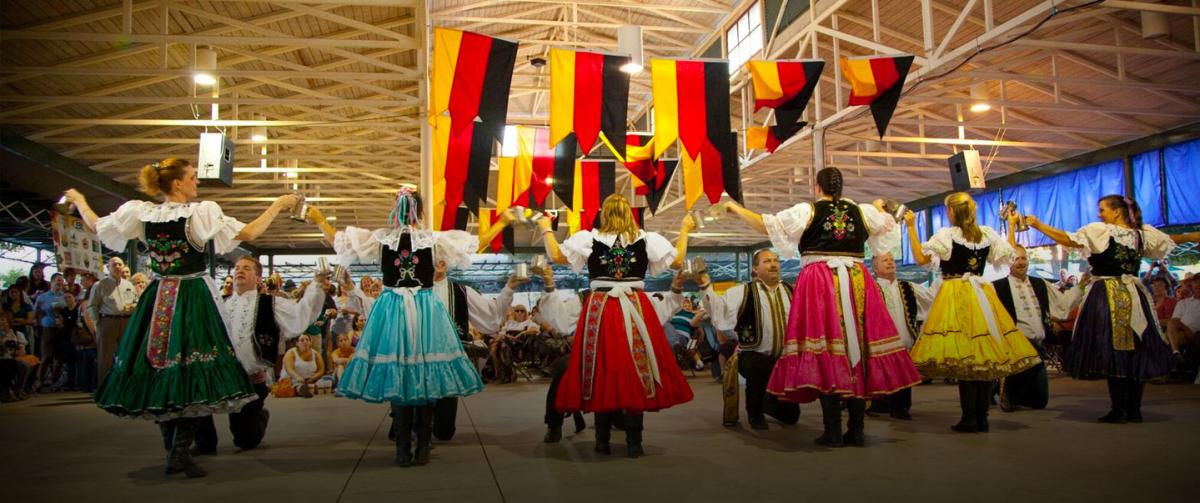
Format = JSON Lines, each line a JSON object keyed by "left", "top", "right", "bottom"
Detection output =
{"left": 1025, "top": 195, "right": 1175, "bottom": 423}
{"left": 536, "top": 193, "right": 694, "bottom": 458}
{"left": 723, "top": 167, "right": 920, "bottom": 448}
{"left": 62, "top": 157, "right": 302, "bottom": 478}
{"left": 905, "top": 191, "right": 1041, "bottom": 434}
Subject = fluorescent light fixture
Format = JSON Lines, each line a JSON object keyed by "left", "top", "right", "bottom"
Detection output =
{"left": 251, "top": 114, "right": 268, "bottom": 142}
{"left": 194, "top": 47, "right": 217, "bottom": 86}
{"left": 617, "top": 25, "right": 644, "bottom": 74}
{"left": 969, "top": 83, "right": 991, "bottom": 113}
{"left": 501, "top": 125, "right": 519, "bottom": 157}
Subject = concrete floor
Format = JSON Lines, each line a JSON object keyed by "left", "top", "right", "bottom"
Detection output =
{"left": 1, "top": 375, "right": 1196, "bottom": 502}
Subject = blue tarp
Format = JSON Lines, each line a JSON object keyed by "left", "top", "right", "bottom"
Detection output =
{"left": 1164, "top": 139, "right": 1200, "bottom": 225}
{"left": 1134, "top": 149, "right": 1164, "bottom": 227}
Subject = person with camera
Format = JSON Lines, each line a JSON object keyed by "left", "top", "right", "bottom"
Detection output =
{"left": 194, "top": 255, "right": 328, "bottom": 453}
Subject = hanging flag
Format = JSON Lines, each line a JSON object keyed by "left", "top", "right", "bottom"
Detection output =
{"left": 747, "top": 59, "right": 824, "bottom": 128}
{"left": 429, "top": 27, "right": 517, "bottom": 141}
{"left": 644, "top": 159, "right": 677, "bottom": 215}
{"left": 623, "top": 133, "right": 657, "bottom": 187}
{"left": 549, "top": 48, "right": 631, "bottom": 157}
{"left": 746, "top": 122, "right": 808, "bottom": 153}
{"left": 512, "top": 126, "right": 560, "bottom": 208}
{"left": 680, "top": 145, "right": 704, "bottom": 210}
{"left": 477, "top": 209, "right": 514, "bottom": 253}
{"left": 577, "top": 160, "right": 616, "bottom": 232}
{"left": 552, "top": 133, "right": 579, "bottom": 205}
{"left": 651, "top": 58, "right": 735, "bottom": 205}
{"left": 840, "top": 55, "right": 914, "bottom": 138}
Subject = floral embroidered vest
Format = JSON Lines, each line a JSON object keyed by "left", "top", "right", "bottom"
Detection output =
{"left": 381, "top": 231, "right": 434, "bottom": 288}
{"left": 1088, "top": 233, "right": 1143, "bottom": 277}
{"left": 143, "top": 218, "right": 208, "bottom": 275}
{"left": 799, "top": 199, "right": 868, "bottom": 257}
{"left": 587, "top": 237, "right": 649, "bottom": 282}
{"left": 940, "top": 241, "right": 989, "bottom": 276}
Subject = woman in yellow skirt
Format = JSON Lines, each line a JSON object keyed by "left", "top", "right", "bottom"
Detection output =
{"left": 903, "top": 192, "right": 1041, "bottom": 433}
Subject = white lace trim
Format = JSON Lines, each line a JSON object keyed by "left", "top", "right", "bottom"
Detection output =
{"left": 350, "top": 352, "right": 467, "bottom": 365}
{"left": 135, "top": 201, "right": 200, "bottom": 222}
{"left": 374, "top": 227, "right": 435, "bottom": 252}
{"left": 942, "top": 226, "right": 997, "bottom": 250}
{"left": 1068, "top": 223, "right": 1141, "bottom": 255}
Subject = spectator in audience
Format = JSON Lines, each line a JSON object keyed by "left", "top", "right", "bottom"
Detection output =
{"left": 329, "top": 333, "right": 354, "bottom": 384}
{"left": 74, "top": 274, "right": 99, "bottom": 393}
{"left": 221, "top": 276, "right": 234, "bottom": 297}
{"left": 1167, "top": 276, "right": 1200, "bottom": 365}
{"left": 63, "top": 269, "right": 82, "bottom": 298}
{"left": 130, "top": 272, "right": 150, "bottom": 298}
{"left": 3, "top": 286, "right": 35, "bottom": 340}
{"left": 1175, "top": 279, "right": 1193, "bottom": 300}
{"left": 89, "top": 257, "right": 137, "bottom": 384}
{"left": 1, "top": 314, "right": 32, "bottom": 402}
{"left": 490, "top": 304, "right": 540, "bottom": 383}
{"left": 667, "top": 297, "right": 706, "bottom": 371}
{"left": 26, "top": 263, "right": 50, "bottom": 300}
{"left": 1152, "top": 277, "right": 1177, "bottom": 328}
{"left": 33, "top": 273, "right": 67, "bottom": 366}
{"left": 39, "top": 291, "right": 81, "bottom": 391}
{"left": 283, "top": 333, "right": 324, "bottom": 398}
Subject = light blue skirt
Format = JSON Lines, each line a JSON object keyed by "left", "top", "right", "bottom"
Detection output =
{"left": 336, "top": 288, "right": 484, "bottom": 405}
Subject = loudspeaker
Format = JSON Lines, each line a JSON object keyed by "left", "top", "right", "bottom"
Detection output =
{"left": 197, "top": 133, "right": 234, "bottom": 187}
{"left": 947, "top": 150, "right": 984, "bottom": 191}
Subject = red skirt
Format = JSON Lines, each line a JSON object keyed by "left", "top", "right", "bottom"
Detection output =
{"left": 555, "top": 290, "right": 694, "bottom": 414}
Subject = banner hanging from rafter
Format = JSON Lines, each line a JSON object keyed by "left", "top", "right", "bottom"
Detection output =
{"left": 625, "top": 134, "right": 678, "bottom": 214}
{"left": 650, "top": 58, "right": 738, "bottom": 205}
{"left": 840, "top": 54, "right": 914, "bottom": 139}
{"left": 746, "top": 59, "right": 823, "bottom": 152}
{"left": 429, "top": 27, "right": 517, "bottom": 142}
{"left": 549, "top": 48, "right": 631, "bottom": 157}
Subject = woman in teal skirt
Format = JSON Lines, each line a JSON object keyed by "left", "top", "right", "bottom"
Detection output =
{"left": 64, "top": 158, "right": 302, "bottom": 478}
{"left": 312, "top": 187, "right": 514, "bottom": 467}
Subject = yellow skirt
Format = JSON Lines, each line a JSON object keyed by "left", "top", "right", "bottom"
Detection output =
{"left": 911, "top": 278, "right": 1041, "bottom": 380}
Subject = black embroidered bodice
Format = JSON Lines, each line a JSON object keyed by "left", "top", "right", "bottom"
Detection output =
{"left": 381, "top": 232, "right": 434, "bottom": 288}
{"left": 587, "top": 237, "right": 649, "bottom": 282}
{"left": 799, "top": 199, "right": 868, "bottom": 257}
{"left": 940, "top": 241, "right": 990, "bottom": 277}
{"left": 143, "top": 218, "right": 208, "bottom": 275}
{"left": 1088, "top": 234, "right": 1142, "bottom": 277}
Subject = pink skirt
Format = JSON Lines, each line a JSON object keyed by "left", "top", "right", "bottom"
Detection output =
{"left": 767, "top": 260, "right": 922, "bottom": 403}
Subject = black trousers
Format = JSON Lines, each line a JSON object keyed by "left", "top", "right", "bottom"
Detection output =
{"left": 738, "top": 351, "right": 800, "bottom": 424}
{"left": 433, "top": 397, "right": 458, "bottom": 441}
{"left": 196, "top": 381, "right": 271, "bottom": 451}
{"left": 545, "top": 352, "right": 570, "bottom": 426}
{"left": 1002, "top": 362, "right": 1049, "bottom": 409}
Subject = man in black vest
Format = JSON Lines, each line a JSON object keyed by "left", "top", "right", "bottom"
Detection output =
{"left": 700, "top": 249, "right": 801, "bottom": 430}
{"left": 195, "top": 256, "right": 329, "bottom": 452}
{"left": 992, "top": 245, "right": 1078, "bottom": 411}
{"left": 869, "top": 253, "right": 933, "bottom": 419}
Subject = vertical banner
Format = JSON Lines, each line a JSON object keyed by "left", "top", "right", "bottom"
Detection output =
{"left": 51, "top": 212, "right": 103, "bottom": 276}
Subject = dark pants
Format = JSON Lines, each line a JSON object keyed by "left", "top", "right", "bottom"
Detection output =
{"left": 433, "top": 397, "right": 458, "bottom": 441}
{"left": 1002, "top": 362, "right": 1049, "bottom": 410}
{"left": 957, "top": 380, "right": 992, "bottom": 429}
{"left": 871, "top": 387, "right": 913, "bottom": 412}
{"left": 0, "top": 359, "right": 18, "bottom": 394}
{"left": 738, "top": 351, "right": 800, "bottom": 424}
{"left": 75, "top": 347, "right": 97, "bottom": 392}
{"left": 544, "top": 352, "right": 583, "bottom": 428}
{"left": 195, "top": 382, "right": 271, "bottom": 451}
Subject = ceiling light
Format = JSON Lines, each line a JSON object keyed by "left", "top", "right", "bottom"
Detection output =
{"left": 530, "top": 57, "right": 547, "bottom": 68}
{"left": 617, "top": 25, "right": 644, "bottom": 74}
{"left": 285, "top": 159, "right": 298, "bottom": 178}
{"left": 1141, "top": 11, "right": 1169, "bottom": 39}
{"left": 251, "top": 114, "right": 268, "bottom": 142}
{"left": 969, "top": 83, "right": 991, "bottom": 113}
{"left": 501, "top": 125, "right": 519, "bottom": 157}
{"left": 194, "top": 47, "right": 217, "bottom": 86}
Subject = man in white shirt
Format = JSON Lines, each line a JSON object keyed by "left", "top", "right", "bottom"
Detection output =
{"left": 1167, "top": 276, "right": 1200, "bottom": 363}
{"left": 869, "top": 253, "right": 934, "bottom": 420}
{"left": 195, "top": 256, "right": 327, "bottom": 453}
{"left": 88, "top": 257, "right": 138, "bottom": 384}
{"left": 992, "top": 245, "right": 1078, "bottom": 411}
{"left": 701, "top": 249, "right": 801, "bottom": 431}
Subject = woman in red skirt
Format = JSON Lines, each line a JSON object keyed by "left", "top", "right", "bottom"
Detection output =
{"left": 537, "top": 194, "right": 696, "bottom": 458}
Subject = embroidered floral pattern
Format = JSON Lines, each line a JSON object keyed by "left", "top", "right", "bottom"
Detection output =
{"left": 146, "top": 277, "right": 180, "bottom": 369}
{"left": 580, "top": 293, "right": 606, "bottom": 401}
{"left": 599, "top": 242, "right": 638, "bottom": 279}
{"left": 1111, "top": 242, "right": 1139, "bottom": 275}
{"left": 392, "top": 249, "right": 420, "bottom": 283}
{"left": 147, "top": 232, "right": 189, "bottom": 274}
{"left": 821, "top": 203, "right": 856, "bottom": 240}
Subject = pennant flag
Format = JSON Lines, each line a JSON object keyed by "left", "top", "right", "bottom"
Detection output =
{"left": 651, "top": 59, "right": 735, "bottom": 205}
{"left": 624, "top": 133, "right": 678, "bottom": 214}
{"left": 578, "top": 160, "right": 616, "bottom": 232}
{"left": 552, "top": 133, "right": 579, "bottom": 205}
{"left": 513, "top": 126, "right": 561, "bottom": 208}
{"left": 452, "top": 208, "right": 470, "bottom": 231}
{"left": 840, "top": 55, "right": 914, "bottom": 138}
{"left": 430, "top": 28, "right": 517, "bottom": 141}
{"left": 644, "top": 159, "right": 678, "bottom": 214}
{"left": 746, "top": 122, "right": 808, "bottom": 153}
{"left": 478, "top": 209, "right": 513, "bottom": 253}
{"left": 550, "top": 48, "right": 631, "bottom": 156}
{"left": 747, "top": 59, "right": 824, "bottom": 128}
{"left": 680, "top": 145, "right": 704, "bottom": 210}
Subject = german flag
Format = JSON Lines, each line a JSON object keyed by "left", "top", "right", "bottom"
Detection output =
{"left": 624, "top": 134, "right": 677, "bottom": 215}
{"left": 577, "top": 160, "right": 616, "bottom": 232}
{"left": 550, "top": 48, "right": 631, "bottom": 157}
{"left": 434, "top": 116, "right": 495, "bottom": 231}
{"left": 746, "top": 59, "right": 823, "bottom": 149}
{"left": 512, "top": 126, "right": 560, "bottom": 208}
{"left": 651, "top": 58, "right": 737, "bottom": 206}
{"left": 430, "top": 27, "right": 517, "bottom": 141}
{"left": 840, "top": 55, "right": 914, "bottom": 138}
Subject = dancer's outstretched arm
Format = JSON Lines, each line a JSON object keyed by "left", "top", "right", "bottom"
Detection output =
{"left": 722, "top": 201, "right": 768, "bottom": 235}
{"left": 1025, "top": 215, "right": 1080, "bottom": 248}
{"left": 904, "top": 211, "right": 930, "bottom": 267}
{"left": 671, "top": 214, "right": 697, "bottom": 270}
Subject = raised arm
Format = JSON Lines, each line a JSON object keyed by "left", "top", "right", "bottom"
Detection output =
{"left": 1006, "top": 213, "right": 1020, "bottom": 248}
{"left": 62, "top": 189, "right": 100, "bottom": 233}
{"left": 536, "top": 217, "right": 569, "bottom": 265}
{"left": 670, "top": 214, "right": 697, "bottom": 270}
{"left": 1171, "top": 232, "right": 1200, "bottom": 244}
{"left": 308, "top": 206, "right": 338, "bottom": 245}
{"left": 235, "top": 194, "right": 301, "bottom": 242}
{"left": 904, "top": 211, "right": 931, "bottom": 267}
{"left": 1025, "top": 215, "right": 1081, "bottom": 248}
{"left": 476, "top": 209, "right": 516, "bottom": 253}
{"left": 723, "top": 201, "right": 768, "bottom": 235}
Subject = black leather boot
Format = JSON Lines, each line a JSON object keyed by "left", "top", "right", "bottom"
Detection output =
{"left": 1099, "top": 378, "right": 1127, "bottom": 424}
{"left": 843, "top": 399, "right": 866, "bottom": 447}
{"left": 1125, "top": 379, "right": 1144, "bottom": 423}
{"left": 167, "top": 418, "right": 206, "bottom": 478}
{"left": 951, "top": 382, "right": 978, "bottom": 433}
{"left": 392, "top": 404, "right": 414, "bottom": 466}
{"left": 593, "top": 412, "right": 612, "bottom": 455}
{"left": 814, "top": 396, "right": 844, "bottom": 447}
{"left": 624, "top": 413, "right": 644, "bottom": 458}
{"left": 158, "top": 421, "right": 175, "bottom": 453}
{"left": 573, "top": 411, "right": 586, "bottom": 433}
{"left": 975, "top": 381, "right": 991, "bottom": 433}
{"left": 413, "top": 405, "right": 434, "bottom": 465}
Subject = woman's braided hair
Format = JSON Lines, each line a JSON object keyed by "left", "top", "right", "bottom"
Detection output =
{"left": 816, "top": 167, "right": 843, "bottom": 200}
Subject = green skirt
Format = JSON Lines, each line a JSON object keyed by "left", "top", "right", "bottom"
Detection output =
{"left": 95, "top": 276, "right": 255, "bottom": 420}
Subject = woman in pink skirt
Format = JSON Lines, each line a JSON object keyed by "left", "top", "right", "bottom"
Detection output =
{"left": 724, "top": 167, "right": 922, "bottom": 448}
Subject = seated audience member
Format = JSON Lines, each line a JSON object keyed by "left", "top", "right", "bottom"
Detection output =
{"left": 1176, "top": 279, "right": 1193, "bottom": 301}
{"left": 1167, "top": 277, "right": 1200, "bottom": 365}
{"left": 130, "top": 273, "right": 150, "bottom": 298}
{"left": 1152, "top": 277, "right": 1178, "bottom": 329}
{"left": 1, "top": 315, "right": 32, "bottom": 402}
{"left": 667, "top": 296, "right": 705, "bottom": 371}
{"left": 490, "top": 305, "right": 540, "bottom": 383}
{"left": 283, "top": 334, "right": 325, "bottom": 398}
{"left": 329, "top": 333, "right": 354, "bottom": 384}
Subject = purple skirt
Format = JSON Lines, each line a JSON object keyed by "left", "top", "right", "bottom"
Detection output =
{"left": 1065, "top": 281, "right": 1173, "bottom": 381}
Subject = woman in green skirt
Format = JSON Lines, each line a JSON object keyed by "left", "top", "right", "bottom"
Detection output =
{"left": 64, "top": 157, "right": 301, "bottom": 478}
